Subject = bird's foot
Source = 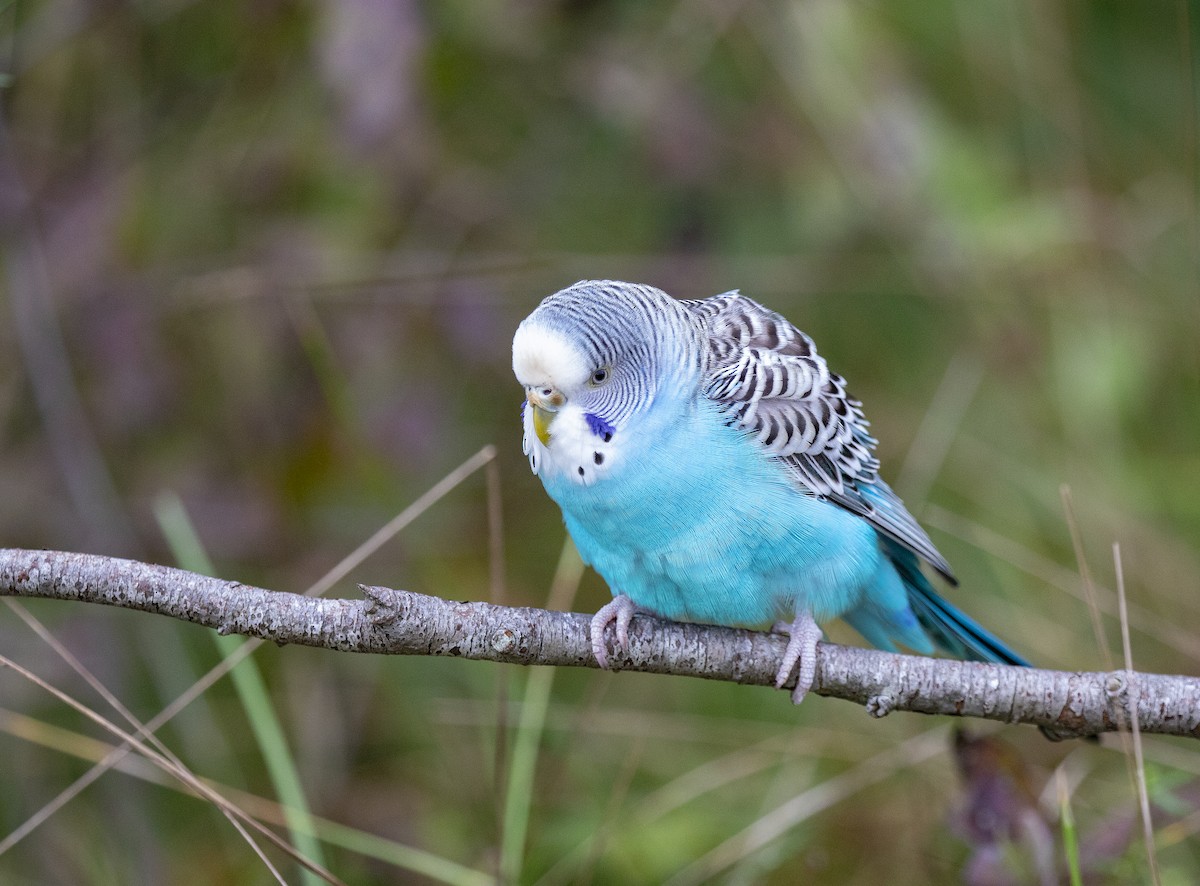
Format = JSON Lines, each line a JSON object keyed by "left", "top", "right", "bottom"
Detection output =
{"left": 773, "top": 612, "right": 824, "bottom": 704}
{"left": 590, "top": 594, "right": 640, "bottom": 669}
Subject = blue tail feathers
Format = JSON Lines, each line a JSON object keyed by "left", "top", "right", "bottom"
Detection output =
{"left": 882, "top": 540, "right": 1030, "bottom": 667}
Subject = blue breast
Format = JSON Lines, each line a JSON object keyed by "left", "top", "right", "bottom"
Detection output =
{"left": 538, "top": 399, "right": 884, "bottom": 628}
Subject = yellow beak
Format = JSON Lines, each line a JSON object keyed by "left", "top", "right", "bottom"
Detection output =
{"left": 527, "top": 387, "right": 564, "bottom": 447}
{"left": 531, "top": 403, "right": 555, "bottom": 446}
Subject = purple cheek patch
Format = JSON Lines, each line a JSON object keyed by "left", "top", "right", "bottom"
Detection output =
{"left": 585, "top": 412, "right": 615, "bottom": 442}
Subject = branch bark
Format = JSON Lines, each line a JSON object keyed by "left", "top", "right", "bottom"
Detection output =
{"left": 2, "top": 548, "right": 1196, "bottom": 740}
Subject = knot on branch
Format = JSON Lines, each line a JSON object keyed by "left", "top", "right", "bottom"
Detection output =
{"left": 1104, "top": 670, "right": 1129, "bottom": 700}
{"left": 866, "top": 694, "right": 896, "bottom": 718}
{"left": 490, "top": 628, "right": 518, "bottom": 654}
{"left": 361, "top": 585, "right": 402, "bottom": 626}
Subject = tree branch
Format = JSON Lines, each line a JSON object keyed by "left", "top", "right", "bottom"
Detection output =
{"left": 1, "top": 549, "right": 1196, "bottom": 740}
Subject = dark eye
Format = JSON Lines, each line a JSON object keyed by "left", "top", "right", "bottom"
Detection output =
{"left": 590, "top": 368, "right": 610, "bottom": 386}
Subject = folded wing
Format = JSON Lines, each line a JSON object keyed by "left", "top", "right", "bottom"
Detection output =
{"left": 683, "top": 292, "right": 956, "bottom": 584}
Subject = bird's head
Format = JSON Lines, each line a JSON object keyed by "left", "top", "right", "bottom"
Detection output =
{"left": 512, "top": 280, "right": 692, "bottom": 446}
{"left": 512, "top": 322, "right": 592, "bottom": 446}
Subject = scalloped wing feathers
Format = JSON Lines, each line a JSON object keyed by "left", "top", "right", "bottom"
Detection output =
{"left": 684, "top": 292, "right": 957, "bottom": 584}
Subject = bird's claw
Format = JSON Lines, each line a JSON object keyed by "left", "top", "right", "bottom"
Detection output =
{"left": 590, "top": 594, "right": 639, "bottom": 669}
{"left": 773, "top": 612, "right": 823, "bottom": 704}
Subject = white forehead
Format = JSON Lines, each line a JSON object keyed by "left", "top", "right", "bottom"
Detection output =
{"left": 512, "top": 321, "right": 590, "bottom": 387}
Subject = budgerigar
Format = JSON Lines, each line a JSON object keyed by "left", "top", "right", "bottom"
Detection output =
{"left": 512, "top": 280, "right": 1027, "bottom": 702}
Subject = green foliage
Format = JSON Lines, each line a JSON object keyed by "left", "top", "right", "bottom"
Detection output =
{"left": 0, "top": 0, "right": 1197, "bottom": 882}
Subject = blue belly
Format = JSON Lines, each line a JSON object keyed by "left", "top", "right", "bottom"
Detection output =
{"left": 539, "top": 401, "right": 884, "bottom": 629}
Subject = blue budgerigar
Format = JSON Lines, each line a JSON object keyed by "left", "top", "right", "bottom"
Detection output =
{"left": 512, "top": 280, "right": 1028, "bottom": 702}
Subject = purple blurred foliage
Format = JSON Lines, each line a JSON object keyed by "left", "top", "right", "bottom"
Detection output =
{"left": 40, "top": 167, "right": 131, "bottom": 299}
{"left": 317, "top": 0, "right": 429, "bottom": 156}
{"left": 952, "top": 730, "right": 1056, "bottom": 886}
{"left": 73, "top": 289, "right": 178, "bottom": 440}
{"left": 436, "top": 281, "right": 511, "bottom": 368}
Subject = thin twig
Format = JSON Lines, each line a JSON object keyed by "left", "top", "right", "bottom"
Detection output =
{"left": 0, "top": 449, "right": 495, "bottom": 856}
{"left": 0, "top": 651, "right": 347, "bottom": 886}
{"left": 1115, "top": 543, "right": 1161, "bottom": 885}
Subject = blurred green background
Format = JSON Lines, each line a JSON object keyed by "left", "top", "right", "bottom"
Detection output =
{"left": 1, "top": 1, "right": 1198, "bottom": 883}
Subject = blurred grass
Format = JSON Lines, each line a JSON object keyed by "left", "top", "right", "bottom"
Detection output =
{"left": 155, "top": 490, "right": 328, "bottom": 886}
{"left": 1, "top": 0, "right": 1198, "bottom": 882}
